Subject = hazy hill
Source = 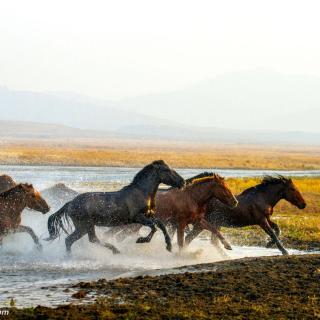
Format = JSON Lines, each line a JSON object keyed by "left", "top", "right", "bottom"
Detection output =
{"left": 1, "top": 120, "right": 320, "bottom": 146}
{"left": 117, "top": 124, "right": 320, "bottom": 145}
{"left": 0, "top": 87, "right": 164, "bottom": 131}
{"left": 117, "top": 70, "right": 320, "bottom": 132}
{"left": 0, "top": 120, "right": 114, "bottom": 139}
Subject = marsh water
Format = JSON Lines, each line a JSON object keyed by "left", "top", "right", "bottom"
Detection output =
{"left": 0, "top": 165, "right": 319, "bottom": 307}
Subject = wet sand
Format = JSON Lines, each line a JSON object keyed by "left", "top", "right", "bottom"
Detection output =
{"left": 8, "top": 254, "right": 320, "bottom": 319}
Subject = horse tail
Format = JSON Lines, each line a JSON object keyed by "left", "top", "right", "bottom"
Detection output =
{"left": 44, "top": 204, "right": 72, "bottom": 241}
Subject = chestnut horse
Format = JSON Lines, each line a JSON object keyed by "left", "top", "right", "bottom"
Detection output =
{"left": 185, "top": 176, "right": 306, "bottom": 255}
{"left": 108, "top": 174, "right": 238, "bottom": 250}
{"left": 0, "top": 184, "right": 50, "bottom": 250}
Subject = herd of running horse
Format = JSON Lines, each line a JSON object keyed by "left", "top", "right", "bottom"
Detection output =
{"left": 0, "top": 160, "right": 306, "bottom": 256}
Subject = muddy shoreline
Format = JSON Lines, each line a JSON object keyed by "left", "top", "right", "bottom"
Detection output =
{"left": 7, "top": 254, "right": 320, "bottom": 319}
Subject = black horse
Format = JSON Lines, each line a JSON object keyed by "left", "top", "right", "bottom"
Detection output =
{"left": 185, "top": 176, "right": 307, "bottom": 255}
{"left": 45, "top": 160, "right": 185, "bottom": 254}
{"left": 104, "top": 172, "right": 215, "bottom": 241}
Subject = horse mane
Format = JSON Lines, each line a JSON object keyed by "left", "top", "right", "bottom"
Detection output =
{"left": 190, "top": 173, "right": 224, "bottom": 186}
{"left": 185, "top": 172, "right": 213, "bottom": 185}
{"left": 130, "top": 160, "right": 165, "bottom": 186}
{"left": 261, "top": 175, "right": 292, "bottom": 185}
{"left": 239, "top": 175, "right": 291, "bottom": 196}
{"left": 0, "top": 183, "right": 33, "bottom": 198}
{"left": 164, "top": 172, "right": 213, "bottom": 191}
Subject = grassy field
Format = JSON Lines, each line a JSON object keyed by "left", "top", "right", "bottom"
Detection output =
{"left": 0, "top": 143, "right": 320, "bottom": 169}
{"left": 221, "top": 177, "right": 320, "bottom": 250}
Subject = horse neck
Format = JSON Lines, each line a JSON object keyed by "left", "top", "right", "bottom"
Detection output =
{"left": 134, "top": 172, "right": 160, "bottom": 199}
{"left": 2, "top": 188, "right": 28, "bottom": 215}
{"left": 187, "top": 182, "right": 214, "bottom": 206}
{"left": 257, "top": 183, "right": 285, "bottom": 208}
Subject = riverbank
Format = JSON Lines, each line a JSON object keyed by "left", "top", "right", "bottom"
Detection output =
{"left": 7, "top": 254, "right": 320, "bottom": 319}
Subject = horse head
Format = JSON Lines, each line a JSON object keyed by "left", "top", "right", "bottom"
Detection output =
{"left": 152, "top": 160, "right": 185, "bottom": 188}
{"left": 281, "top": 177, "right": 306, "bottom": 209}
{"left": 21, "top": 184, "right": 50, "bottom": 214}
{"left": 192, "top": 174, "right": 238, "bottom": 208}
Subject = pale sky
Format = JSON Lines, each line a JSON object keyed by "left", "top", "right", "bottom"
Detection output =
{"left": 1, "top": 0, "right": 320, "bottom": 99}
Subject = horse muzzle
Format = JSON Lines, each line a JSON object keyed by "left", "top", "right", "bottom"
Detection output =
{"left": 177, "top": 179, "right": 186, "bottom": 189}
{"left": 41, "top": 206, "right": 51, "bottom": 214}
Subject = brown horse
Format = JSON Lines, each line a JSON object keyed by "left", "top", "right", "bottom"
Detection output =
{"left": 0, "top": 184, "right": 50, "bottom": 250}
{"left": 108, "top": 174, "right": 238, "bottom": 250}
{"left": 185, "top": 176, "right": 306, "bottom": 255}
{"left": 0, "top": 175, "right": 16, "bottom": 193}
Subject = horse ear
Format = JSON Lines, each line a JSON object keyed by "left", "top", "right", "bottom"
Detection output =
{"left": 152, "top": 160, "right": 166, "bottom": 167}
{"left": 22, "top": 183, "right": 33, "bottom": 192}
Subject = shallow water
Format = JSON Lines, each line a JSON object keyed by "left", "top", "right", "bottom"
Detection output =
{"left": 0, "top": 165, "right": 318, "bottom": 307}
{"left": 1, "top": 164, "right": 319, "bottom": 192}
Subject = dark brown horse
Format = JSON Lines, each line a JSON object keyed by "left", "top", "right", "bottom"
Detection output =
{"left": 108, "top": 174, "right": 238, "bottom": 250}
{"left": 185, "top": 176, "right": 306, "bottom": 255}
{"left": 0, "top": 175, "right": 16, "bottom": 193}
{"left": 0, "top": 184, "right": 50, "bottom": 249}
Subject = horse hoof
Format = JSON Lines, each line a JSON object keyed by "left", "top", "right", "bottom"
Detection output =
{"left": 113, "top": 248, "right": 120, "bottom": 255}
{"left": 64, "top": 252, "right": 72, "bottom": 259}
{"left": 266, "top": 242, "right": 274, "bottom": 248}
{"left": 282, "top": 250, "right": 289, "bottom": 256}
{"left": 166, "top": 243, "right": 172, "bottom": 252}
{"left": 224, "top": 244, "right": 232, "bottom": 250}
{"left": 36, "top": 243, "right": 43, "bottom": 251}
{"left": 136, "top": 237, "right": 147, "bottom": 243}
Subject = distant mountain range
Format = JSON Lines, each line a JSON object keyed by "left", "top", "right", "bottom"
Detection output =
{"left": 115, "top": 70, "right": 320, "bottom": 132}
{"left": 0, "top": 87, "right": 166, "bottom": 131}
{"left": 1, "top": 120, "right": 320, "bottom": 146}
{"left": 0, "top": 69, "right": 319, "bottom": 145}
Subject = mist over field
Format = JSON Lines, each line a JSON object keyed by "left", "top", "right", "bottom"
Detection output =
{"left": 0, "top": 69, "right": 320, "bottom": 145}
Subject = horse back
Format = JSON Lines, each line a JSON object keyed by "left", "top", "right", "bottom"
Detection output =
{"left": 155, "top": 189, "right": 201, "bottom": 223}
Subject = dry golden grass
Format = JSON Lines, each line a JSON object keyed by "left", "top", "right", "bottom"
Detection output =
{"left": 0, "top": 143, "right": 320, "bottom": 169}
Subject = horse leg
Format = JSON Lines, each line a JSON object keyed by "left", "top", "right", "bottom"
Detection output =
{"left": 152, "top": 218, "right": 172, "bottom": 252}
{"left": 177, "top": 221, "right": 186, "bottom": 250}
{"left": 185, "top": 223, "right": 203, "bottom": 246}
{"left": 266, "top": 220, "right": 281, "bottom": 248}
{"left": 14, "top": 225, "right": 42, "bottom": 250}
{"left": 199, "top": 219, "right": 232, "bottom": 250}
{"left": 116, "top": 224, "right": 142, "bottom": 242}
{"left": 167, "top": 223, "right": 176, "bottom": 239}
{"left": 211, "top": 233, "right": 229, "bottom": 257}
{"left": 134, "top": 214, "right": 157, "bottom": 244}
{"left": 260, "top": 219, "right": 288, "bottom": 255}
{"left": 88, "top": 225, "right": 120, "bottom": 254}
{"left": 104, "top": 225, "right": 124, "bottom": 239}
{"left": 65, "top": 228, "right": 87, "bottom": 254}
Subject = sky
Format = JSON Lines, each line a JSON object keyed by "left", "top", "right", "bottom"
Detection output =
{"left": 0, "top": 1, "right": 320, "bottom": 131}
